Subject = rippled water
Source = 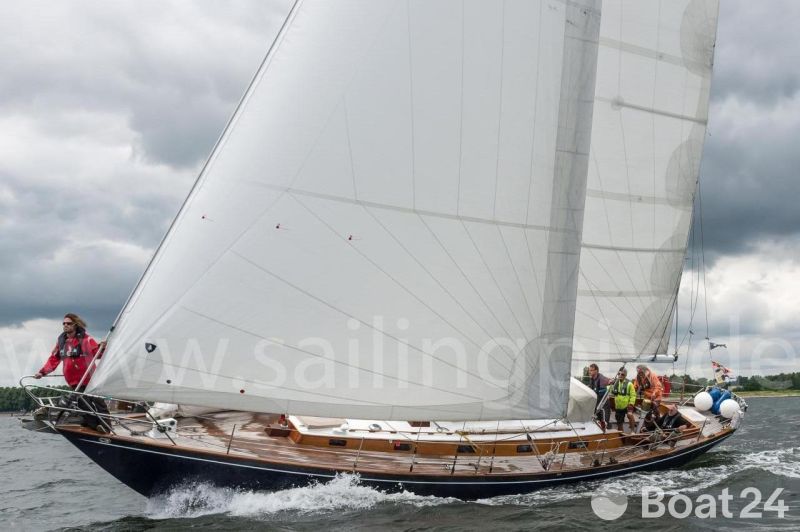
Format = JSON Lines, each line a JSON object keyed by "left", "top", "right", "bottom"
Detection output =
{"left": 2, "top": 397, "right": 798, "bottom": 530}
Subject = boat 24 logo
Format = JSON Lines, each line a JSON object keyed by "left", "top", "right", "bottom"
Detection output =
{"left": 591, "top": 487, "right": 788, "bottom": 520}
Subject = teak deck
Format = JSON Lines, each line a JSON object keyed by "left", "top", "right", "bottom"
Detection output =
{"left": 58, "top": 407, "right": 727, "bottom": 479}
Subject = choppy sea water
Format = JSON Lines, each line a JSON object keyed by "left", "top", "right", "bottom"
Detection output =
{"left": 1, "top": 397, "right": 798, "bottom": 531}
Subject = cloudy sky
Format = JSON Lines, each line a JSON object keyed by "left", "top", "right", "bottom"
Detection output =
{"left": 1, "top": 1, "right": 798, "bottom": 385}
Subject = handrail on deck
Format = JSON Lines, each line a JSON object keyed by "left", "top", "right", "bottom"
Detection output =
{"left": 19, "top": 376, "right": 744, "bottom": 471}
{"left": 18, "top": 376, "right": 168, "bottom": 438}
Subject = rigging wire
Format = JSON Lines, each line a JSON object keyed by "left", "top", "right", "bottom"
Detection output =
{"left": 698, "top": 184, "right": 711, "bottom": 341}
{"left": 697, "top": 183, "right": 716, "bottom": 383}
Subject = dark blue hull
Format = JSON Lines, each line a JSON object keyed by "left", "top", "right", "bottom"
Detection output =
{"left": 58, "top": 427, "right": 733, "bottom": 499}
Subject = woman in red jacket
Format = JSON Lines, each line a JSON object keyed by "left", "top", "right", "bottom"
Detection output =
{"left": 34, "top": 313, "right": 109, "bottom": 431}
{"left": 34, "top": 313, "right": 104, "bottom": 390}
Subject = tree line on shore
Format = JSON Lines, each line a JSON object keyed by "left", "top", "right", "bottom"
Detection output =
{"left": 0, "top": 386, "right": 68, "bottom": 412}
{"left": 667, "top": 373, "right": 800, "bottom": 392}
{"left": 735, "top": 372, "right": 800, "bottom": 391}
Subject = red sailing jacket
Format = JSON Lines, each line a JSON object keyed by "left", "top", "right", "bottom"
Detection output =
{"left": 39, "top": 332, "right": 102, "bottom": 388}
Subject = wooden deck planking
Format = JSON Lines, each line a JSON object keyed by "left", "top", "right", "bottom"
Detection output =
{"left": 48, "top": 406, "right": 722, "bottom": 482}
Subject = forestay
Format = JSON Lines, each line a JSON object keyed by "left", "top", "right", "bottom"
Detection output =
{"left": 572, "top": 0, "right": 719, "bottom": 369}
{"left": 88, "top": 0, "right": 601, "bottom": 421}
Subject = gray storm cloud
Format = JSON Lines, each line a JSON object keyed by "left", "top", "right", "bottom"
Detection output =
{"left": 0, "top": 1, "right": 291, "bottom": 328}
{"left": 697, "top": 1, "right": 800, "bottom": 260}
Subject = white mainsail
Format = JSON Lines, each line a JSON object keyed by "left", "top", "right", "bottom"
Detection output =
{"left": 572, "top": 0, "right": 719, "bottom": 370}
{"left": 87, "top": 0, "right": 602, "bottom": 421}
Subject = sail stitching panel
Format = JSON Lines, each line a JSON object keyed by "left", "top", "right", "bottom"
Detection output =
{"left": 359, "top": 204, "right": 519, "bottom": 365}
{"left": 286, "top": 192, "right": 517, "bottom": 381}
{"left": 490, "top": 0, "right": 507, "bottom": 221}
{"left": 575, "top": 271, "right": 626, "bottom": 360}
{"left": 229, "top": 247, "right": 509, "bottom": 398}
{"left": 415, "top": 213, "right": 522, "bottom": 378}
{"left": 177, "top": 305, "right": 483, "bottom": 402}
{"left": 523, "top": 0, "right": 544, "bottom": 230}
{"left": 497, "top": 225, "right": 540, "bottom": 335}
{"left": 615, "top": 1, "right": 651, "bottom": 315}
{"left": 459, "top": 220, "right": 527, "bottom": 345}
{"left": 229, "top": 179, "right": 570, "bottom": 233}
{"left": 406, "top": 0, "right": 416, "bottom": 210}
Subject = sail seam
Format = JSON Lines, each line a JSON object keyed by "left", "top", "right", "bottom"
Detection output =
{"left": 460, "top": 220, "right": 527, "bottom": 345}
{"left": 232, "top": 179, "right": 573, "bottom": 233}
{"left": 231, "top": 248, "right": 508, "bottom": 395}
{"left": 651, "top": 0, "right": 663, "bottom": 306}
{"left": 522, "top": 231, "right": 545, "bottom": 315}
{"left": 153, "top": 360, "right": 380, "bottom": 407}
{"left": 581, "top": 152, "right": 627, "bottom": 357}
{"left": 415, "top": 214, "right": 522, "bottom": 379}
{"left": 343, "top": 98, "right": 358, "bottom": 201}
{"left": 497, "top": 225, "right": 540, "bottom": 335}
{"left": 574, "top": 307, "right": 634, "bottom": 343}
{"left": 286, "top": 195, "right": 516, "bottom": 384}
{"left": 491, "top": 0, "right": 507, "bottom": 220}
{"left": 123, "top": 363, "right": 495, "bottom": 413}
{"left": 582, "top": 249, "right": 643, "bottom": 325}
{"left": 524, "top": 0, "right": 544, "bottom": 231}
{"left": 455, "top": 0, "right": 465, "bottom": 218}
{"left": 406, "top": 0, "right": 416, "bottom": 209}
{"left": 598, "top": 36, "right": 709, "bottom": 73}
{"left": 360, "top": 205, "right": 518, "bottom": 372}
{"left": 611, "top": 34, "right": 652, "bottom": 318}
{"left": 177, "top": 305, "right": 486, "bottom": 402}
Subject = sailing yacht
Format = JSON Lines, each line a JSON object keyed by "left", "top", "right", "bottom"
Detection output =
{"left": 22, "top": 0, "right": 746, "bottom": 499}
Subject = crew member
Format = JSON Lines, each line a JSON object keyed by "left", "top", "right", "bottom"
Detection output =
{"left": 609, "top": 367, "right": 637, "bottom": 433}
{"left": 634, "top": 364, "right": 663, "bottom": 411}
{"left": 34, "top": 313, "right": 109, "bottom": 431}
{"left": 588, "top": 363, "right": 611, "bottom": 429}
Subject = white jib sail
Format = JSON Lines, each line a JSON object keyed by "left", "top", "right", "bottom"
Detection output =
{"left": 88, "top": 0, "right": 601, "bottom": 421}
{"left": 572, "top": 0, "right": 719, "bottom": 371}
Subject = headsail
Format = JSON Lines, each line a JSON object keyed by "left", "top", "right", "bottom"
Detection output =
{"left": 88, "top": 0, "right": 601, "bottom": 421}
{"left": 572, "top": 0, "right": 719, "bottom": 370}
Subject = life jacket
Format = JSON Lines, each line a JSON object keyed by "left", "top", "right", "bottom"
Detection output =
{"left": 636, "top": 370, "right": 663, "bottom": 400}
{"left": 611, "top": 378, "right": 630, "bottom": 395}
{"left": 611, "top": 379, "right": 634, "bottom": 409}
{"left": 57, "top": 328, "right": 85, "bottom": 358}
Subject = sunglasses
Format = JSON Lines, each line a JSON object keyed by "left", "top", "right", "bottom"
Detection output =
{"left": 62, "top": 321, "right": 75, "bottom": 326}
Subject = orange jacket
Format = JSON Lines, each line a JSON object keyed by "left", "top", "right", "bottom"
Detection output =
{"left": 634, "top": 369, "right": 663, "bottom": 402}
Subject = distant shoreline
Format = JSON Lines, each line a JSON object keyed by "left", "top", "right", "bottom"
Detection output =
{"left": 732, "top": 391, "right": 800, "bottom": 398}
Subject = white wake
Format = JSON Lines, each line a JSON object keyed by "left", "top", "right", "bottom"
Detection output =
{"left": 146, "top": 473, "right": 455, "bottom": 519}
{"left": 145, "top": 447, "right": 798, "bottom": 517}
{"left": 479, "top": 446, "right": 800, "bottom": 506}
